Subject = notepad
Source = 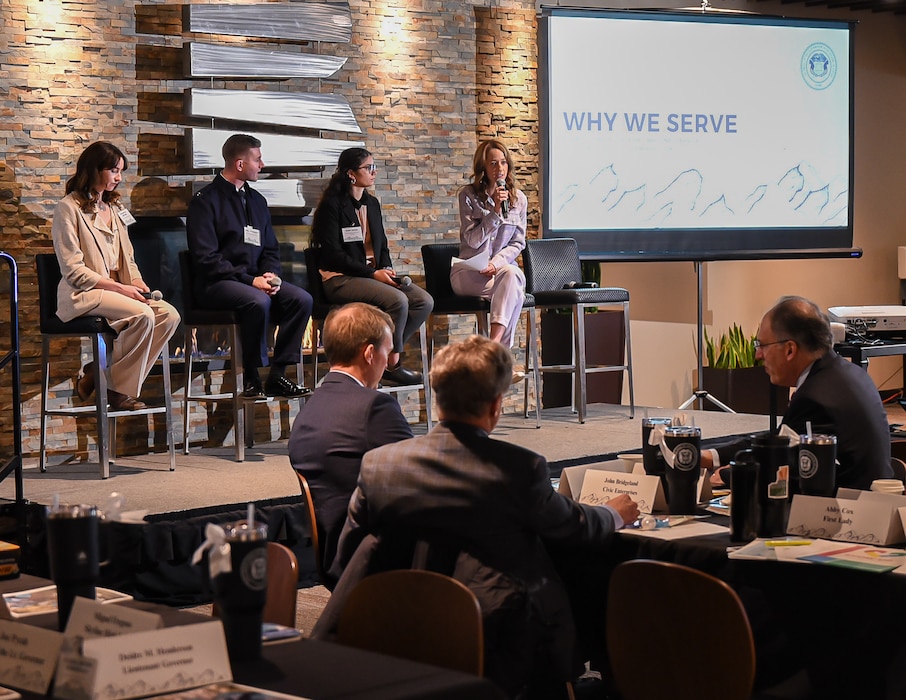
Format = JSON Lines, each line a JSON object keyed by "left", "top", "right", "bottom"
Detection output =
{"left": 451, "top": 247, "right": 489, "bottom": 272}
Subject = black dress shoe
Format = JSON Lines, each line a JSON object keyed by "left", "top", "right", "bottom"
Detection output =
{"left": 242, "top": 380, "right": 266, "bottom": 398}
{"left": 265, "top": 375, "right": 313, "bottom": 398}
{"left": 382, "top": 366, "right": 422, "bottom": 386}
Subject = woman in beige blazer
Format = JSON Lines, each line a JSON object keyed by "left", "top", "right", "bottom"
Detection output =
{"left": 51, "top": 141, "right": 180, "bottom": 410}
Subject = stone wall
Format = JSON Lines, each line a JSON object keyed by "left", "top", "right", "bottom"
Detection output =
{"left": 0, "top": 0, "right": 539, "bottom": 459}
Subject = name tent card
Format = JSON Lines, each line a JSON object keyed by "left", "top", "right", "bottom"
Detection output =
{"left": 0, "top": 620, "right": 63, "bottom": 694}
{"left": 53, "top": 621, "right": 231, "bottom": 700}
{"left": 788, "top": 489, "right": 906, "bottom": 545}
{"left": 578, "top": 470, "right": 665, "bottom": 514}
{"left": 559, "top": 459, "right": 635, "bottom": 500}
{"left": 65, "top": 597, "right": 163, "bottom": 639}
{"left": 54, "top": 598, "right": 166, "bottom": 699}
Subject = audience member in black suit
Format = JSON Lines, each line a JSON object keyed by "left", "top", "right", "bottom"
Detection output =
{"left": 288, "top": 303, "right": 413, "bottom": 587}
{"left": 328, "top": 335, "right": 640, "bottom": 698}
{"left": 186, "top": 133, "right": 313, "bottom": 398}
{"left": 704, "top": 295, "right": 893, "bottom": 490}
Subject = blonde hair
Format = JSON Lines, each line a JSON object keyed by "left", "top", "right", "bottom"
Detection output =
{"left": 430, "top": 335, "right": 512, "bottom": 420}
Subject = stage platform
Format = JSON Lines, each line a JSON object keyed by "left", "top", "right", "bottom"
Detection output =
{"left": 0, "top": 403, "right": 769, "bottom": 604}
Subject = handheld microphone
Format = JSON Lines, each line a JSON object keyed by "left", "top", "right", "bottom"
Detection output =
{"left": 268, "top": 276, "right": 282, "bottom": 288}
{"left": 563, "top": 281, "right": 599, "bottom": 290}
{"left": 141, "top": 290, "right": 163, "bottom": 300}
{"left": 496, "top": 179, "right": 509, "bottom": 218}
{"left": 397, "top": 275, "right": 412, "bottom": 289}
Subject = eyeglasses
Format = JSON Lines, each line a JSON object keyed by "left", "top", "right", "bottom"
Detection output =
{"left": 753, "top": 338, "right": 792, "bottom": 350}
{"left": 358, "top": 164, "right": 377, "bottom": 174}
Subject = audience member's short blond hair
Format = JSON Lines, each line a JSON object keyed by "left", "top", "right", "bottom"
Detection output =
{"left": 430, "top": 335, "right": 512, "bottom": 420}
{"left": 323, "top": 303, "right": 393, "bottom": 366}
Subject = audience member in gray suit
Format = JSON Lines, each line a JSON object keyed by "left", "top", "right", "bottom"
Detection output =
{"left": 288, "top": 303, "right": 413, "bottom": 588}
{"left": 329, "top": 335, "right": 639, "bottom": 698}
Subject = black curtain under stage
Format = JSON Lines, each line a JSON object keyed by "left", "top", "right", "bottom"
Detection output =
{"left": 24, "top": 497, "right": 318, "bottom": 606}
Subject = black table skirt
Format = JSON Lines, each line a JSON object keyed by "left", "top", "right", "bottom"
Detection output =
{"left": 613, "top": 519, "right": 906, "bottom": 699}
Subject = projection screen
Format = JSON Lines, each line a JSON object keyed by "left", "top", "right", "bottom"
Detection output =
{"left": 538, "top": 8, "right": 856, "bottom": 260}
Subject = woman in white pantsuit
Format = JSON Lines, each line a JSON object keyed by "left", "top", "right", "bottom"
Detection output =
{"left": 452, "top": 139, "right": 527, "bottom": 348}
{"left": 51, "top": 141, "right": 180, "bottom": 410}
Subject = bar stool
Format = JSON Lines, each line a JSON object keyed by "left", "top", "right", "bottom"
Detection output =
{"left": 179, "top": 251, "right": 309, "bottom": 461}
{"left": 523, "top": 237, "right": 634, "bottom": 424}
{"left": 36, "top": 253, "right": 175, "bottom": 479}
{"left": 421, "top": 242, "right": 541, "bottom": 426}
{"left": 303, "top": 247, "right": 432, "bottom": 428}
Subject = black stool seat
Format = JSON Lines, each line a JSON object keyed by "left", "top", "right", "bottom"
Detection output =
{"left": 421, "top": 242, "right": 541, "bottom": 427}
{"left": 35, "top": 253, "right": 175, "bottom": 478}
{"left": 529, "top": 287, "right": 630, "bottom": 306}
{"left": 523, "top": 237, "right": 635, "bottom": 424}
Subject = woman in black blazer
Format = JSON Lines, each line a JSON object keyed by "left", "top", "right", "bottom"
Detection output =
{"left": 311, "top": 148, "right": 433, "bottom": 385}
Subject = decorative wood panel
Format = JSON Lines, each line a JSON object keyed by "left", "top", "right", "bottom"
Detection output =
{"left": 188, "top": 88, "right": 361, "bottom": 133}
{"left": 249, "top": 179, "right": 307, "bottom": 208}
{"left": 185, "top": 42, "right": 347, "bottom": 79}
{"left": 189, "top": 128, "right": 365, "bottom": 170}
{"left": 184, "top": 3, "right": 352, "bottom": 43}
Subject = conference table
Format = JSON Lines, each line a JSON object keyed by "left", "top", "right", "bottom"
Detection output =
{"left": 613, "top": 516, "right": 906, "bottom": 699}
{"left": 0, "top": 575, "right": 504, "bottom": 700}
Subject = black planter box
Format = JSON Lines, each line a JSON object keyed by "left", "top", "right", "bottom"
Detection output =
{"left": 700, "top": 366, "right": 790, "bottom": 415}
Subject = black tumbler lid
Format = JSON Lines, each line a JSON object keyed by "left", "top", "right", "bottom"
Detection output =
{"left": 731, "top": 449, "right": 758, "bottom": 468}
{"left": 752, "top": 433, "right": 791, "bottom": 447}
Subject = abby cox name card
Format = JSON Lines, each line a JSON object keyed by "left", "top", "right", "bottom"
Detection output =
{"left": 788, "top": 489, "right": 906, "bottom": 545}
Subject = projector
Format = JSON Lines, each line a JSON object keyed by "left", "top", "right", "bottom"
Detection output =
{"left": 827, "top": 305, "right": 906, "bottom": 334}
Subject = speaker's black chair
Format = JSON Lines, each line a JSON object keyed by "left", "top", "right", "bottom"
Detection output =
{"left": 36, "top": 253, "right": 175, "bottom": 479}
{"left": 420, "top": 243, "right": 490, "bottom": 355}
{"left": 421, "top": 242, "right": 541, "bottom": 427}
{"left": 179, "top": 250, "right": 306, "bottom": 461}
{"left": 303, "top": 247, "right": 432, "bottom": 428}
{"left": 523, "top": 237, "right": 634, "bottom": 423}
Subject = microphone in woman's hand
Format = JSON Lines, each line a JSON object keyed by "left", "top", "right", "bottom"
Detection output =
{"left": 141, "top": 290, "right": 163, "bottom": 300}
{"left": 497, "top": 179, "right": 509, "bottom": 217}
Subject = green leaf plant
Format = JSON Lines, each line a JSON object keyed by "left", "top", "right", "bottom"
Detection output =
{"left": 703, "top": 323, "right": 760, "bottom": 369}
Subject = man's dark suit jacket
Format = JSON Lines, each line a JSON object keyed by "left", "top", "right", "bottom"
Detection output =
{"left": 718, "top": 352, "right": 892, "bottom": 490}
{"left": 288, "top": 372, "right": 412, "bottom": 587}
{"left": 331, "top": 421, "right": 620, "bottom": 695}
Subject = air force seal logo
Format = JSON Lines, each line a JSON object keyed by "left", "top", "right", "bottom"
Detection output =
{"left": 801, "top": 42, "right": 837, "bottom": 91}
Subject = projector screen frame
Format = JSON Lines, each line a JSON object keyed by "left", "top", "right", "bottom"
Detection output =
{"left": 537, "top": 7, "right": 858, "bottom": 262}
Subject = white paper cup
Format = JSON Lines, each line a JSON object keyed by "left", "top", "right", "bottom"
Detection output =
{"left": 870, "top": 479, "right": 905, "bottom": 494}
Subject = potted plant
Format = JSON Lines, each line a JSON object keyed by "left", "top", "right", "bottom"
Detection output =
{"left": 700, "top": 323, "right": 789, "bottom": 414}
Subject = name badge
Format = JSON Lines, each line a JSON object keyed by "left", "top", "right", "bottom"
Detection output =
{"left": 342, "top": 225, "right": 364, "bottom": 243}
{"left": 117, "top": 208, "right": 137, "bottom": 226}
{"left": 244, "top": 226, "right": 261, "bottom": 246}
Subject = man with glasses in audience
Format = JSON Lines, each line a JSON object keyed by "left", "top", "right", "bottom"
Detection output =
{"left": 703, "top": 295, "right": 892, "bottom": 489}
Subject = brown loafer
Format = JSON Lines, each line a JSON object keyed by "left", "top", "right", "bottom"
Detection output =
{"left": 108, "top": 391, "right": 147, "bottom": 411}
{"left": 76, "top": 362, "right": 95, "bottom": 401}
